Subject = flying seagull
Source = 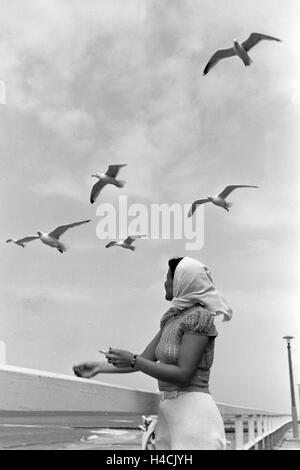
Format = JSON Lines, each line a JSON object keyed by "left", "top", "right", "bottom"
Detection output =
{"left": 6, "top": 219, "right": 91, "bottom": 253}
{"left": 203, "top": 33, "right": 281, "bottom": 75}
{"left": 105, "top": 235, "right": 146, "bottom": 251}
{"left": 188, "top": 185, "right": 259, "bottom": 216}
{"left": 90, "top": 164, "right": 127, "bottom": 204}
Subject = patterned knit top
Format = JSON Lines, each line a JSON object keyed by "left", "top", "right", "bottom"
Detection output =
{"left": 155, "top": 303, "right": 217, "bottom": 393}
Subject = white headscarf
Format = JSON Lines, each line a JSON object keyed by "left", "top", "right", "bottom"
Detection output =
{"left": 171, "top": 257, "right": 233, "bottom": 321}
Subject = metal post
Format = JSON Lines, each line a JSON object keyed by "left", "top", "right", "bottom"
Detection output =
{"left": 257, "top": 415, "right": 262, "bottom": 437}
{"left": 248, "top": 415, "right": 255, "bottom": 444}
{"left": 256, "top": 416, "right": 264, "bottom": 449}
{"left": 266, "top": 417, "right": 272, "bottom": 449}
{"left": 269, "top": 420, "right": 274, "bottom": 450}
{"left": 283, "top": 336, "right": 299, "bottom": 438}
{"left": 235, "top": 416, "right": 244, "bottom": 450}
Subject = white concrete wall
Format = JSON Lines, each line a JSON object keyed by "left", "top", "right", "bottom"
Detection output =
{"left": 0, "top": 365, "right": 159, "bottom": 414}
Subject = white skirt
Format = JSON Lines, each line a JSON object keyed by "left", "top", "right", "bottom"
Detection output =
{"left": 155, "top": 391, "right": 226, "bottom": 450}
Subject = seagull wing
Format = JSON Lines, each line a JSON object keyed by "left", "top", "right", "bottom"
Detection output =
{"left": 203, "top": 48, "right": 236, "bottom": 75}
{"left": 17, "top": 236, "right": 40, "bottom": 244}
{"left": 6, "top": 236, "right": 39, "bottom": 244}
{"left": 90, "top": 179, "right": 107, "bottom": 204}
{"left": 105, "top": 164, "right": 127, "bottom": 178}
{"left": 188, "top": 199, "right": 210, "bottom": 216}
{"left": 123, "top": 236, "right": 138, "bottom": 245}
{"left": 218, "top": 185, "right": 259, "bottom": 199}
{"left": 48, "top": 220, "right": 91, "bottom": 240}
{"left": 122, "top": 235, "right": 145, "bottom": 245}
{"left": 242, "top": 33, "right": 281, "bottom": 52}
{"left": 105, "top": 241, "right": 116, "bottom": 248}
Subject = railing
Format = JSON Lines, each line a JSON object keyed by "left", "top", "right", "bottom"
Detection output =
{"left": 217, "top": 402, "right": 291, "bottom": 450}
{"left": 0, "top": 364, "right": 292, "bottom": 450}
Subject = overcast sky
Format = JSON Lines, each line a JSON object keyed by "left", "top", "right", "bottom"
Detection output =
{"left": 0, "top": 0, "right": 300, "bottom": 413}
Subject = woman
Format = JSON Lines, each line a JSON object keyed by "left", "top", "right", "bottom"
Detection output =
{"left": 73, "top": 256, "right": 232, "bottom": 450}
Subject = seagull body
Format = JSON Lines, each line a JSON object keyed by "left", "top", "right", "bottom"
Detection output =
{"left": 208, "top": 195, "right": 232, "bottom": 210}
{"left": 203, "top": 33, "right": 281, "bottom": 75}
{"left": 232, "top": 39, "right": 252, "bottom": 66}
{"left": 90, "top": 164, "right": 127, "bottom": 204}
{"left": 188, "top": 185, "right": 259, "bottom": 216}
{"left": 105, "top": 235, "right": 145, "bottom": 251}
{"left": 37, "top": 231, "right": 67, "bottom": 253}
{"left": 6, "top": 220, "right": 91, "bottom": 253}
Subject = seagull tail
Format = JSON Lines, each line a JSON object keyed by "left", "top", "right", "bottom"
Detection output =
{"left": 115, "top": 179, "right": 126, "bottom": 188}
{"left": 225, "top": 202, "right": 233, "bottom": 210}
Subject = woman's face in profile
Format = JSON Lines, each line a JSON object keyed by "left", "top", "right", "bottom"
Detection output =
{"left": 164, "top": 268, "right": 174, "bottom": 301}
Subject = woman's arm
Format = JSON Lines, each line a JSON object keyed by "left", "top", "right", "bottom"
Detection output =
{"left": 73, "top": 331, "right": 161, "bottom": 379}
{"left": 73, "top": 361, "right": 134, "bottom": 378}
{"left": 108, "top": 333, "right": 209, "bottom": 387}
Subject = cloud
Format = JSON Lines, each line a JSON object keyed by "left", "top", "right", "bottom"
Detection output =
{"left": 5, "top": 284, "right": 96, "bottom": 310}
{"left": 39, "top": 108, "right": 95, "bottom": 144}
{"left": 20, "top": 292, "right": 55, "bottom": 313}
{"left": 33, "top": 173, "right": 88, "bottom": 202}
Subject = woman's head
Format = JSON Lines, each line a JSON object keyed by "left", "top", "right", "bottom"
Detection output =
{"left": 165, "top": 256, "right": 233, "bottom": 321}
{"left": 164, "top": 257, "right": 184, "bottom": 301}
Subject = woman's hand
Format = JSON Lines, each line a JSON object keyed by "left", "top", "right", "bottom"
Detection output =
{"left": 106, "top": 348, "right": 135, "bottom": 368}
{"left": 73, "top": 361, "right": 101, "bottom": 378}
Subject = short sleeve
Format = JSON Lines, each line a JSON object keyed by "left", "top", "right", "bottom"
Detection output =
{"left": 178, "top": 308, "right": 217, "bottom": 338}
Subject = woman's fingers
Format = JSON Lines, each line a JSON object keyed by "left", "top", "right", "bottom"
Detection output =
{"left": 73, "top": 365, "right": 82, "bottom": 376}
{"left": 106, "top": 354, "right": 123, "bottom": 367}
{"left": 106, "top": 353, "right": 119, "bottom": 361}
{"left": 73, "top": 363, "right": 95, "bottom": 376}
{"left": 108, "top": 348, "right": 119, "bottom": 354}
